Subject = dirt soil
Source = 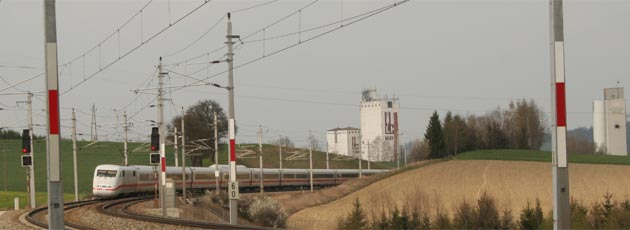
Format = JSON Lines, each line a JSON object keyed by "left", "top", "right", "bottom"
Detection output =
{"left": 287, "top": 160, "right": 630, "bottom": 230}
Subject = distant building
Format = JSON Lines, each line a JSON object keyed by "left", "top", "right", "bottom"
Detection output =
{"left": 360, "top": 88, "right": 399, "bottom": 161}
{"left": 326, "top": 127, "right": 361, "bottom": 157}
{"left": 593, "top": 87, "right": 628, "bottom": 156}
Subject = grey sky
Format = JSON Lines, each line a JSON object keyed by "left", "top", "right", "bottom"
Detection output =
{"left": 1, "top": 0, "right": 629, "bottom": 147}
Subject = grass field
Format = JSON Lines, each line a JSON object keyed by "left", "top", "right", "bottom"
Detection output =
{"left": 456, "top": 149, "right": 630, "bottom": 165}
{"left": 0, "top": 191, "right": 74, "bottom": 210}
{"left": 288, "top": 159, "right": 630, "bottom": 229}
{"left": 0, "top": 138, "right": 388, "bottom": 209}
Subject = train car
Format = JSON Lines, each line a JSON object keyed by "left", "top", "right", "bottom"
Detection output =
{"left": 93, "top": 164, "right": 387, "bottom": 198}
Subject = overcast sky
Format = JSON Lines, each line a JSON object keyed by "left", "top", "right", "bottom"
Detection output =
{"left": 1, "top": 0, "right": 629, "bottom": 147}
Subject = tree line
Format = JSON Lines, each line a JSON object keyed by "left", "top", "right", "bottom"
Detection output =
{"left": 338, "top": 192, "right": 630, "bottom": 230}
{"left": 415, "top": 99, "right": 546, "bottom": 159}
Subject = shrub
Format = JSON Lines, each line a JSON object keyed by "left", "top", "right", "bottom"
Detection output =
{"left": 432, "top": 207, "right": 451, "bottom": 229}
{"left": 248, "top": 196, "right": 287, "bottom": 228}
{"left": 453, "top": 200, "right": 477, "bottom": 229}
{"left": 499, "top": 206, "right": 515, "bottom": 230}
{"left": 570, "top": 197, "right": 589, "bottom": 229}
{"left": 337, "top": 198, "right": 368, "bottom": 230}
{"left": 519, "top": 199, "right": 544, "bottom": 230}
{"left": 476, "top": 192, "right": 500, "bottom": 229}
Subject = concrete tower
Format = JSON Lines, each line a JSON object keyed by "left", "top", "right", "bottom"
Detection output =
{"left": 593, "top": 87, "right": 628, "bottom": 155}
{"left": 360, "top": 88, "right": 399, "bottom": 161}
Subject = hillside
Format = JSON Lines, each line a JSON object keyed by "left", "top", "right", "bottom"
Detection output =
{"left": 288, "top": 159, "right": 630, "bottom": 229}
{"left": 0, "top": 138, "right": 387, "bottom": 209}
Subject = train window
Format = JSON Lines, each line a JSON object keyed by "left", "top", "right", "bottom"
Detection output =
{"left": 296, "top": 174, "right": 308, "bottom": 179}
{"left": 265, "top": 174, "right": 279, "bottom": 179}
{"left": 282, "top": 174, "right": 295, "bottom": 179}
{"left": 122, "top": 171, "right": 125, "bottom": 177}
{"left": 133, "top": 171, "right": 136, "bottom": 176}
{"left": 238, "top": 174, "right": 251, "bottom": 180}
{"left": 96, "top": 170, "right": 117, "bottom": 177}
{"left": 313, "top": 174, "right": 334, "bottom": 179}
{"left": 167, "top": 174, "right": 182, "bottom": 180}
{"left": 196, "top": 174, "right": 214, "bottom": 180}
{"left": 139, "top": 174, "right": 154, "bottom": 181}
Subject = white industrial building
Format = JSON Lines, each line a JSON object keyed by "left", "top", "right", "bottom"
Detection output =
{"left": 593, "top": 87, "right": 628, "bottom": 156}
{"left": 326, "top": 127, "right": 361, "bottom": 157}
{"left": 360, "top": 89, "right": 400, "bottom": 162}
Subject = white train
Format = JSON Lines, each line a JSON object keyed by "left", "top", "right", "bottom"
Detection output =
{"left": 92, "top": 164, "right": 387, "bottom": 198}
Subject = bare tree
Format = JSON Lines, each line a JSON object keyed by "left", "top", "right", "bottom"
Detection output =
{"left": 169, "top": 99, "right": 231, "bottom": 166}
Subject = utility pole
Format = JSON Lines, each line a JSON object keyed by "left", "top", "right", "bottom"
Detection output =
{"left": 123, "top": 111, "right": 128, "bottom": 166}
{"left": 403, "top": 144, "right": 408, "bottom": 167}
{"left": 367, "top": 140, "right": 370, "bottom": 170}
{"left": 91, "top": 104, "right": 97, "bottom": 141}
{"left": 173, "top": 127, "right": 179, "bottom": 167}
{"left": 550, "top": 0, "right": 570, "bottom": 229}
{"left": 226, "top": 12, "right": 240, "bottom": 225}
{"left": 359, "top": 140, "right": 363, "bottom": 178}
{"left": 3, "top": 144, "right": 6, "bottom": 191}
{"left": 44, "top": 0, "right": 64, "bottom": 227}
{"left": 214, "top": 111, "right": 219, "bottom": 194}
{"left": 157, "top": 57, "right": 167, "bottom": 217}
{"left": 278, "top": 135, "right": 283, "bottom": 170}
{"left": 181, "top": 107, "right": 187, "bottom": 201}
{"left": 72, "top": 109, "right": 78, "bottom": 201}
{"left": 258, "top": 125, "right": 264, "bottom": 194}
{"left": 395, "top": 127, "right": 399, "bottom": 170}
{"left": 325, "top": 143, "right": 329, "bottom": 170}
{"left": 26, "top": 92, "right": 36, "bottom": 208}
{"left": 309, "top": 131, "right": 313, "bottom": 192}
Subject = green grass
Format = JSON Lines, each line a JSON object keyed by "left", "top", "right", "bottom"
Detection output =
{"left": 0, "top": 191, "right": 74, "bottom": 210}
{"left": 456, "top": 149, "right": 630, "bottom": 165}
{"left": 0, "top": 139, "right": 392, "bottom": 210}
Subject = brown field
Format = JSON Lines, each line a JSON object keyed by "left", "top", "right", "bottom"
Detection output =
{"left": 287, "top": 160, "right": 630, "bottom": 230}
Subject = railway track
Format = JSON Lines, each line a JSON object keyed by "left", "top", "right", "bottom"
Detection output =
{"left": 25, "top": 199, "right": 103, "bottom": 230}
{"left": 25, "top": 195, "right": 275, "bottom": 229}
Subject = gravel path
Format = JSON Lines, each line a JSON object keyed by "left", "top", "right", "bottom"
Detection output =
{"left": 0, "top": 210, "right": 36, "bottom": 230}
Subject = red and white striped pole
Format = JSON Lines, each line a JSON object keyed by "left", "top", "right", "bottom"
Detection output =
{"left": 550, "top": 0, "right": 570, "bottom": 228}
{"left": 44, "top": 0, "right": 64, "bottom": 228}
{"left": 227, "top": 12, "right": 239, "bottom": 225}
{"left": 157, "top": 58, "right": 167, "bottom": 217}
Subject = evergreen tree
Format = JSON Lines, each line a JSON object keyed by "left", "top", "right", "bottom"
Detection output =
{"left": 443, "top": 112, "right": 455, "bottom": 156}
{"left": 424, "top": 111, "right": 445, "bottom": 158}
{"left": 339, "top": 198, "right": 367, "bottom": 230}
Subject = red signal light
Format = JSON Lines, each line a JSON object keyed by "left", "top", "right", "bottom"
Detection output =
{"left": 22, "top": 148, "right": 28, "bottom": 153}
{"left": 151, "top": 146, "right": 156, "bottom": 151}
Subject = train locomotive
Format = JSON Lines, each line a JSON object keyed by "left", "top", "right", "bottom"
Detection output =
{"left": 93, "top": 164, "right": 387, "bottom": 198}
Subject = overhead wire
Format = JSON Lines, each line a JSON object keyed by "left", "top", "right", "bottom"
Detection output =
{"left": 163, "top": 14, "right": 227, "bottom": 58}
{"left": 169, "top": 0, "right": 409, "bottom": 93}
{"left": 61, "top": 0, "right": 212, "bottom": 96}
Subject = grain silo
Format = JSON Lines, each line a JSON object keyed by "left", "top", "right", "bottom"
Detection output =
{"left": 593, "top": 87, "right": 628, "bottom": 155}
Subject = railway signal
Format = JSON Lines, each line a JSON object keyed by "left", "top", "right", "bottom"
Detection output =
{"left": 150, "top": 127, "right": 159, "bottom": 151}
{"left": 150, "top": 152, "right": 160, "bottom": 165}
{"left": 21, "top": 155, "right": 32, "bottom": 167}
{"left": 22, "top": 129, "right": 31, "bottom": 154}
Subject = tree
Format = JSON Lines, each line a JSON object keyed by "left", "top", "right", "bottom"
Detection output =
{"left": 507, "top": 100, "right": 545, "bottom": 150}
{"left": 339, "top": 198, "right": 367, "bottom": 230}
{"left": 169, "top": 99, "right": 231, "bottom": 166}
{"left": 409, "top": 139, "right": 430, "bottom": 161}
{"left": 443, "top": 112, "right": 455, "bottom": 156}
{"left": 0, "top": 129, "right": 21, "bottom": 139}
{"left": 424, "top": 111, "right": 445, "bottom": 158}
{"left": 273, "top": 136, "right": 295, "bottom": 148}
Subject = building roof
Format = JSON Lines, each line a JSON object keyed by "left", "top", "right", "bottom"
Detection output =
{"left": 327, "top": 127, "right": 360, "bottom": 132}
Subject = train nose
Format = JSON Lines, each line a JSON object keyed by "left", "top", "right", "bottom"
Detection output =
{"left": 93, "top": 184, "right": 117, "bottom": 197}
